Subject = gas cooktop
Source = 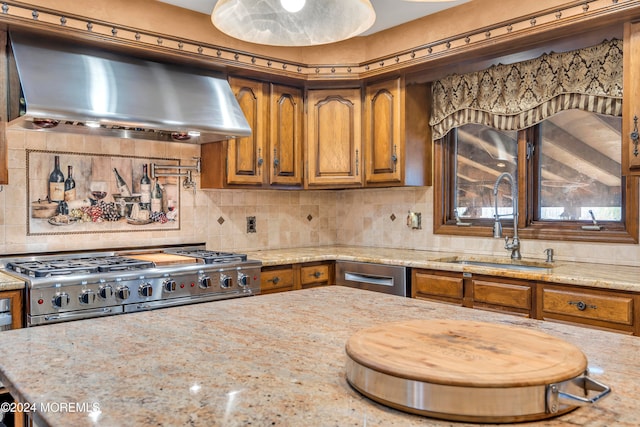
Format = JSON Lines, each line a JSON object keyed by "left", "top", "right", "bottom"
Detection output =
{"left": 0, "top": 245, "right": 262, "bottom": 326}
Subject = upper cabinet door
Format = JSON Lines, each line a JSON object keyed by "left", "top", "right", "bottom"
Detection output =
{"left": 269, "top": 84, "right": 303, "bottom": 187}
{"left": 227, "top": 77, "right": 267, "bottom": 185}
{"left": 623, "top": 22, "right": 640, "bottom": 176}
{"left": 365, "top": 78, "right": 402, "bottom": 184}
{"left": 306, "top": 88, "right": 363, "bottom": 188}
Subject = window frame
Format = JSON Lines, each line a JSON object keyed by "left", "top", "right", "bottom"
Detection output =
{"left": 433, "top": 124, "right": 639, "bottom": 244}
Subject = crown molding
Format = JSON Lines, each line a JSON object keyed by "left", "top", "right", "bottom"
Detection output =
{"left": 0, "top": 0, "right": 638, "bottom": 83}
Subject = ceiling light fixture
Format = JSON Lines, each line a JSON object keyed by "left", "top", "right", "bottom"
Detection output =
{"left": 280, "top": 0, "right": 306, "bottom": 13}
{"left": 211, "top": 0, "right": 376, "bottom": 46}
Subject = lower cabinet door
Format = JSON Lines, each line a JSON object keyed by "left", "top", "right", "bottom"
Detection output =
{"left": 538, "top": 284, "right": 635, "bottom": 333}
{"left": 260, "top": 267, "right": 294, "bottom": 294}
{"left": 411, "top": 270, "right": 463, "bottom": 305}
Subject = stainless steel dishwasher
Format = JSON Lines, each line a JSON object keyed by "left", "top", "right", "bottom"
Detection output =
{"left": 336, "top": 261, "right": 407, "bottom": 297}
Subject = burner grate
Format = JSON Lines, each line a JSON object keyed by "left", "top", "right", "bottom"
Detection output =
{"left": 7, "top": 260, "right": 99, "bottom": 277}
{"left": 166, "top": 249, "right": 247, "bottom": 264}
{"left": 6, "top": 256, "right": 155, "bottom": 277}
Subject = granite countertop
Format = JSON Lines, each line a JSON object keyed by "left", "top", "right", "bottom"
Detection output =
{"left": 0, "top": 287, "right": 637, "bottom": 426}
{"left": 245, "top": 245, "right": 640, "bottom": 292}
{"left": 0, "top": 271, "right": 26, "bottom": 292}
{"left": 2, "top": 245, "right": 638, "bottom": 293}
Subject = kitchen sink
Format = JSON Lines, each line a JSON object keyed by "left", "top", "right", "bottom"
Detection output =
{"left": 434, "top": 256, "right": 553, "bottom": 272}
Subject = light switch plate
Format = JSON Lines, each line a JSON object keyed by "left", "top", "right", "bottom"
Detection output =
{"left": 246, "top": 216, "right": 256, "bottom": 233}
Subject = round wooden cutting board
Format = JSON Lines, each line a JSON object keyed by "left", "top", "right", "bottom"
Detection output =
{"left": 345, "top": 319, "right": 590, "bottom": 423}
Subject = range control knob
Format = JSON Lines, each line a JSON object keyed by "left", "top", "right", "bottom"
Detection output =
{"left": 220, "top": 274, "right": 232, "bottom": 289}
{"left": 52, "top": 292, "right": 70, "bottom": 308}
{"left": 237, "top": 272, "right": 249, "bottom": 288}
{"left": 116, "top": 286, "right": 130, "bottom": 300}
{"left": 98, "top": 284, "right": 114, "bottom": 300}
{"left": 199, "top": 275, "right": 212, "bottom": 289}
{"left": 163, "top": 279, "right": 177, "bottom": 293}
{"left": 78, "top": 289, "right": 96, "bottom": 305}
{"left": 139, "top": 283, "right": 153, "bottom": 297}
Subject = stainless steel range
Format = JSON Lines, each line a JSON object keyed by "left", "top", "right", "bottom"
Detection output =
{"left": 0, "top": 245, "right": 261, "bottom": 326}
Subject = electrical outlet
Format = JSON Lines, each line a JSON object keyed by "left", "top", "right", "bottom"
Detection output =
{"left": 246, "top": 216, "right": 257, "bottom": 233}
{"left": 406, "top": 211, "right": 421, "bottom": 230}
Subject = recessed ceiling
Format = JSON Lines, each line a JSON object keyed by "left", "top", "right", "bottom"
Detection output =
{"left": 156, "top": 0, "right": 470, "bottom": 37}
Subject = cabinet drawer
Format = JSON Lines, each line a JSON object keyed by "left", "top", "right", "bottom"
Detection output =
{"left": 412, "top": 272, "right": 463, "bottom": 300}
{"left": 473, "top": 280, "right": 531, "bottom": 310}
{"left": 540, "top": 287, "right": 633, "bottom": 326}
{"left": 261, "top": 268, "right": 295, "bottom": 293}
{"left": 300, "top": 264, "right": 330, "bottom": 285}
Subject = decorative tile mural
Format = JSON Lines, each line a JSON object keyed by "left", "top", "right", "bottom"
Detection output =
{"left": 27, "top": 149, "right": 180, "bottom": 235}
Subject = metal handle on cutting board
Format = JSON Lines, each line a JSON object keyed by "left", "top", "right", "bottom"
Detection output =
{"left": 547, "top": 375, "right": 611, "bottom": 413}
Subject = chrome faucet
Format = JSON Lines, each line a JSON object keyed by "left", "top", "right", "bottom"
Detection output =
{"left": 493, "top": 172, "right": 521, "bottom": 260}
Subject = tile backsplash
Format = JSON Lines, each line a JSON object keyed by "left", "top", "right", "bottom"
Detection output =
{"left": 0, "top": 129, "right": 639, "bottom": 267}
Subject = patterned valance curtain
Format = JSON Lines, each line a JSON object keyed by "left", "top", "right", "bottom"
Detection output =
{"left": 430, "top": 39, "right": 623, "bottom": 140}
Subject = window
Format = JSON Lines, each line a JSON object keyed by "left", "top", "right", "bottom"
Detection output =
{"left": 434, "top": 110, "right": 638, "bottom": 243}
{"left": 454, "top": 125, "right": 518, "bottom": 221}
{"left": 536, "top": 110, "right": 622, "bottom": 223}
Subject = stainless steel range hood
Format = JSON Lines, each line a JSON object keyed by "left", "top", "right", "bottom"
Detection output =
{"left": 7, "top": 32, "right": 251, "bottom": 143}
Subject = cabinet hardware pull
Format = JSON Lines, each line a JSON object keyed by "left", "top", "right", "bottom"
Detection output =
{"left": 312, "top": 271, "right": 322, "bottom": 278}
{"left": 257, "top": 148, "right": 264, "bottom": 176}
{"left": 355, "top": 149, "right": 359, "bottom": 176}
{"left": 273, "top": 148, "right": 279, "bottom": 172}
{"left": 267, "top": 277, "right": 280, "bottom": 284}
{"left": 568, "top": 301, "right": 596, "bottom": 311}
{"left": 392, "top": 144, "right": 398, "bottom": 172}
{"left": 631, "top": 115, "right": 639, "bottom": 157}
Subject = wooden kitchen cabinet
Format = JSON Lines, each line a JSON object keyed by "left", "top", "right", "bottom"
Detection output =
{"left": 260, "top": 265, "right": 295, "bottom": 294}
{"left": 364, "top": 77, "right": 432, "bottom": 187}
{"left": 412, "top": 269, "right": 534, "bottom": 316}
{"left": 201, "top": 78, "right": 304, "bottom": 189}
{"left": 411, "top": 269, "right": 464, "bottom": 305}
{"left": 471, "top": 276, "right": 533, "bottom": 317}
{"left": 201, "top": 76, "right": 268, "bottom": 188}
{"left": 412, "top": 268, "right": 639, "bottom": 334}
{"left": 0, "top": 289, "right": 23, "bottom": 330}
{"left": 0, "top": 290, "right": 24, "bottom": 427}
{"left": 225, "top": 77, "right": 268, "bottom": 185}
{"left": 259, "top": 262, "right": 334, "bottom": 294}
{"left": 269, "top": 83, "right": 304, "bottom": 187}
{"left": 299, "top": 262, "right": 332, "bottom": 289}
{"left": 537, "top": 284, "right": 637, "bottom": 334}
{"left": 623, "top": 21, "right": 640, "bottom": 176}
{"left": 305, "top": 88, "right": 363, "bottom": 188}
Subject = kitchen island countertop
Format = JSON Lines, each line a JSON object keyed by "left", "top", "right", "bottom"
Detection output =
{"left": 0, "top": 286, "right": 637, "bottom": 427}
{"left": 245, "top": 245, "right": 640, "bottom": 292}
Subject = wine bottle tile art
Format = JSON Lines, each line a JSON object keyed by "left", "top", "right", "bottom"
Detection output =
{"left": 26, "top": 149, "right": 181, "bottom": 236}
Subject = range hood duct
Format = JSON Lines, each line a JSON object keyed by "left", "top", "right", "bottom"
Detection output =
{"left": 7, "top": 32, "right": 251, "bottom": 143}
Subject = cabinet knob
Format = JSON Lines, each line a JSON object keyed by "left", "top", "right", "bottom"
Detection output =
{"left": 257, "top": 148, "right": 264, "bottom": 168}
{"left": 313, "top": 271, "right": 322, "bottom": 278}
{"left": 568, "top": 300, "right": 597, "bottom": 311}
{"left": 268, "top": 276, "right": 280, "bottom": 284}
